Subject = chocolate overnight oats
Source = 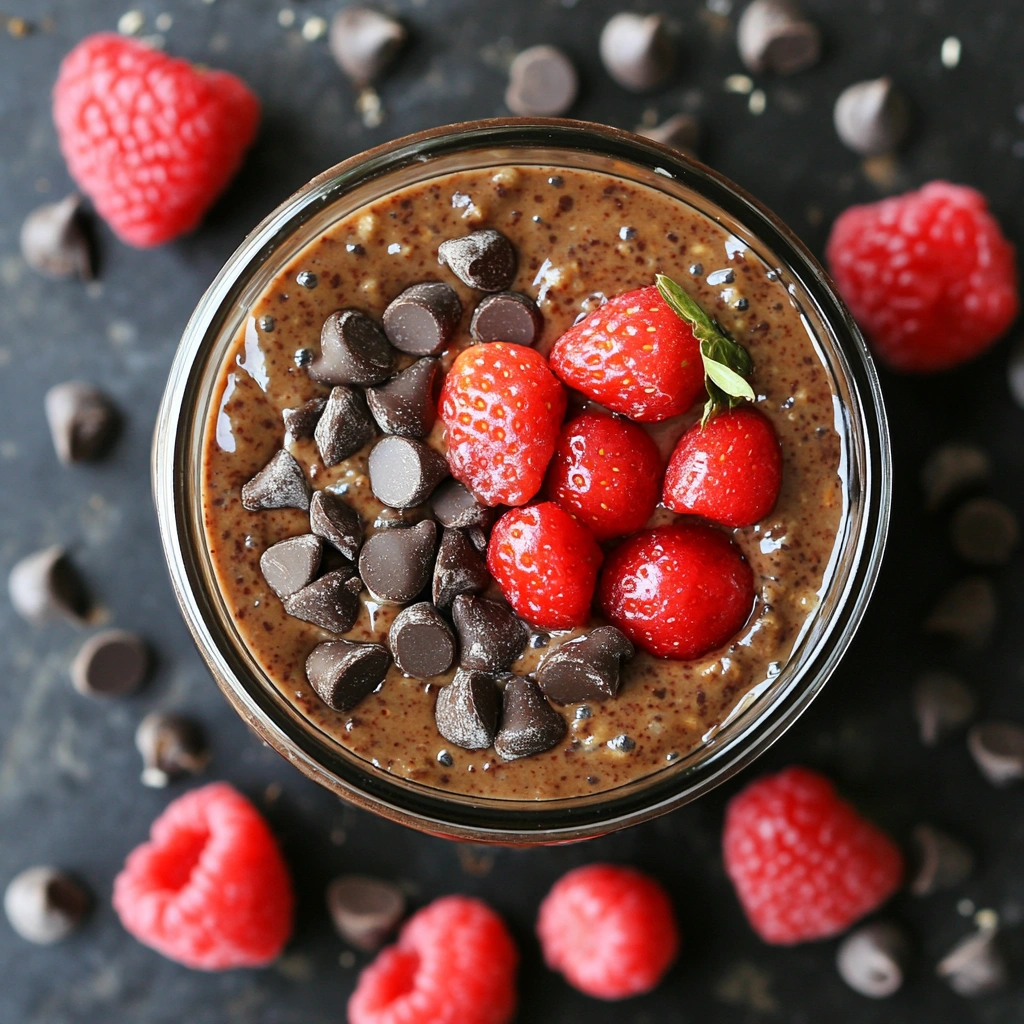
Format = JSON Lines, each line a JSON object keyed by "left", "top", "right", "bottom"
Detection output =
{"left": 200, "top": 162, "right": 843, "bottom": 800}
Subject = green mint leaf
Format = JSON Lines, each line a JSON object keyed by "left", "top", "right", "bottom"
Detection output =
{"left": 704, "top": 358, "right": 756, "bottom": 400}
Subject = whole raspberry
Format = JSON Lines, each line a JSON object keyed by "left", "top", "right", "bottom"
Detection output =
{"left": 826, "top": 182, "right": 1018, "bottom": 372}
{"left": 53, "top": 34, "right": 260, "bottom": 247}
{"left": 112, "top": 783, "right": 293, "bottom": 969}
{"left": 536, "top": 864, "right": 680, "bottom": 1000}
{"left": 723, "top": 767, "right": 904, "bottom": 945}
{"left": 348, "top": 895, "right": 518, "bottom": 1024}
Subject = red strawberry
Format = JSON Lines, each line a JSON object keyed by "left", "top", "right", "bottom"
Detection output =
{"left": 549, "top": 285, "right": 704, "bottom": 422}
{"left": 53, "top": 34, "right": 260, "bottom": 247}
{"left": 545, "top": 412, "right": 664, "bottom": 540}
{"left": 440, "top": 342, "right": 567, "bottom": 507}
{"left": 597, "top": 522, "right": 753, "bottom": 658}
{"left": 488, "top": 502, "right": 603, "bottom": 629}
{"left": 663, "top": 406, "right": 782, "bottom": 528}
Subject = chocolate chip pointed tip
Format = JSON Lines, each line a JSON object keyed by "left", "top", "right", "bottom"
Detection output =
{"left": 438, "top": 230, "right": 517, "bottom": 292}
{"left": 834, "top": 77, "right": 911, "bottom": 156}
{"left": 3, "top": 867, "right": 90, "bottom": 945}
{"left": 389, "top": 602, "right": 456, "bottom": 678}
{"left": 537, "top": 626, "right": 634, "bottom": 705}
{"left": 358, "top": 520, "right": 438, "bottom": 603}
{"left": 470, "top": 292, "right": 542, "bottom": 346}
{"left": 284, "top": 568, "right": 363, "bottom": 634}
{"left": 71, "top": 629, "right": 148, "bottom": 698}
{"left": 434, "top": 668, "right": 500, "bottom": 751}
{"left": 382, "top": 283, "right": 462, "bottom": 356}
{"left": 282, "top": 397, "right": 327, "bottom": 445}
{"left": 242, "top": 450, "right": 311, "bottom": 512}
{"left": 20, "top": 195, "right": 94, "bottom": 281}
{"left": 329, "top": 6, "right": 406, "bottom": 86}
{"left": 44, "top": 381, "right": 119, "bottom": 464}
{"left": 310, "top": 308, "right": 396, "bottom": 387}
{"left": 8, "top": 546, "right": 90, "bottom": 625}
{"left": 366, "top": 357, "right": 441, "bottom": 437}
{"left": 315, "top": 386, "right": 377, "bottom": 468}
{"left": 494, "top": 675, "right": 566, "bottom": 761}
{"left": 432, "top": 527, "right": 490, "bottom": 610}
{"left": 599, "top": 12, "right": 675, "bottom": 92}
{"left": 259, "top": 534, "right": 323, "bottom": 599}
{"left": 327, "top": 874, "right": 406, "bottom": 951}
{"left": 310, "top": 489, "right": 364, "bottom": 561}
{"left": 368, "top": 435, "right": 449, "bottom": 509}
{"left": 505, "top": 45, "right": 578, "bottom": 116}
{"left": 452, "top": 594, "right": 528, "bottom": 673}
{"left": 306, "top": 639, "right": 390, "bottom": 711}
{"left": 737, "top": 0, "right": 821, "bottom": 75}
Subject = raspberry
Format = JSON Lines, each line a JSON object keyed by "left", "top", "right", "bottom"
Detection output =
{"left": 348, "top": 895, "right": 518, "bottom": 1024}
{"left": 663, "top": 406, "right": 782, "bottom": 528}
{"left": 439, "top": 342, "right": 567, "bottom": 507}
{"left": 545, "top": 412, "right": 664, "bottom": 540}
{"left": 112, "top": 783, "right": 293, "bottom": 970}
{"left": 549, "top": 285, "right": 704, "bottom": 422}
{"left": 53, "top": 34, "right": 260, "bottom": 247}
{"left": 536, "top": 864, "right": 680, "bottom": 1000}
{"left": 723, "top": 767, "right": 904, "bottom": 945}
{"left": 598, "top": 522, "right": 753, "bottom": 659}
{"left": 826, "top": 182, "right": 1019, "bottom": 373}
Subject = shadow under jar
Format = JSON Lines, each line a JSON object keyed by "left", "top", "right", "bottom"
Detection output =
{"left": 153, "top": 119, "right": 890, "bottom": 844}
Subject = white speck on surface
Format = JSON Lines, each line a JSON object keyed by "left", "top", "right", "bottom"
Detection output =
{"left": 302, "top": 15, "right": 327, "bottom": 41}
{"left": 975, "top": 908, "right": 999, "bottom": 930}
{"left": 958, "top": 898, "right": 976, "bottom": 916}
{"left": 277, "top": 7, "right": 296, "bottom": 28}
{"left": 209, "top": 31, "right": 230, "bottom": 53}
{"left": 387, "top": 243, "right": 402, "bottom": 254}
{"left": 107, "top": 320, "right": 136, "bottom": 347}
{"left": 941, "top": 36, "right": 962, "bottom": 68}
{"left": 749, "top": 89, "right": 767, "bottom": 115}
{"left": 154, "top": 12, "right": 172, "bottom": 31}
{"left": 117, "top": 9, "right": 144, "bottom": 35}
{"left": 725, "top": 73, "right": 754, "bottom": 94}
{"left": 357, "top": 87, "right": 384, "bottom": 128}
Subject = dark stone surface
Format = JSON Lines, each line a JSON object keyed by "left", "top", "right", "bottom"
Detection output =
{"left": 1, "top": 1, "right": 1023, "bottom": 1021}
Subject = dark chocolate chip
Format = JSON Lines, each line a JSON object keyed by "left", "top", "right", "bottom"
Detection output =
{"left": 599, "top": 12, "right": 675, "bottom": 92}
{"left": 921, "top": 443, "right": 991, "bottom": 511}
{"left": 430, "top": 477, "right": 498, "bottom": 530}
{"left": 913, "top": 672, "right": 975, "bottom": 746}
{"left": 924, "top": 577, "right": 997, "bottom": 647}
{"left": 505, "top": 45, "right": 578, "bottom": 116}
{"left": 910, "top": 824, "right": 974, "bottom": 896}
{"left": 494, "top": 676, "right": 566, "bottom": 761}
{"left": 327, "top": 874, "right": 406, "bottom": 951}
{"left": 3, "top": 867, "right": 90, "bottom": 945}
{"left": 70, "top": 629, "right": 148, "bottom": 698}
{"left": 310, "top": 490, "right": 363, "bottom": 562}
{"left": 434, "top": 668, "right": 500, "bottom": 750}
{"left": 44, "top": 381, "right": 119, "bottom": 464}
{"left": 367, "top": 436, "right": 449, "bottom": 509}
{"left": 388, "top": 601, "right": 456, "bottom": 678}
{"left": 366, "top": 358, "right": 441, "bottom": 437}
{"left": 537, "top": 626, "right": 634, "bottom": 705}
{"left": 452, "top": 594, "right": 527, "bottom": 672}
{"left": 937, "top": 927, "right": 1008, "bottom": 996}
{"left": 310, "top": 309, "right": 395, "bottom": 386}
{"left": 950, "top": 498, "right": 1018, "bottom": 566}
{"left": 282, "top": 397, "right": 327, "bottom": 445}
{"left": 283, "top": 568, "right": 363, "bottom": 634}
{"left": 242, "top": 450, "right": 311, "bottom": 511}
{"left": 259, "top": 534, "right": 323, "bottom": 599}
{"left": 8, "top": 546, "right": 90, "bottom": 624}
{"left": 433, "top": 528, "right": 490, "bottom": 610}
{"left": 836, "top": 922, "right": 909, "bottom": 998}
{"left": 306, "top": 639, "right": 390, "bottom": 711}
{"left": 737, "top": 0, "right": 821, "bottom": 75}
{"left": 315, "top": 386, "right": 377, "bottom": 467}
{"left": 437, "top": 229, "right": 517, "bottom": 292}
{"left": 834, "top": 77, "right": 910, "bottom": 156}
{"left": 329, "top": 6, "right": 406, "bottom": 86}
{"left": 382, "top": 283, "right": 462, "bottom": 356}
{"left": 967, "top": 721, "right": 1024, "bottom": 787}
{"left": 470, "top": 292, "right": 542, "bottom": 346}
{"left": 358, "top": 520, "right": 437, "bottom": 602}
{"left": 135, "top": 712, "right": 209, "bottom": 788}
{"left": 638, "top": 113, "right": 701, "bottom": 156}
{"left": 20, "top": 195, "right": 94, "bottom": 280}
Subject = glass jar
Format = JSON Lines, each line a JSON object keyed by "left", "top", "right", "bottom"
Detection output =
{"left": 153, "top": 119, "right": 890, "bottom": 844}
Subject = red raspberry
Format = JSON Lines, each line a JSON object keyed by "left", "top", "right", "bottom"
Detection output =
{"left": 440, "top": 343, "right": 567, "bottom": 507}
{"left": 598, "top": 522, "right": 753, "bottom": 658}
{"left": 826, "top": 182, "right": 1019, "bottom": 373}
{"left": 723, "top": 767, "right": 904, "bottom": 945}
{"left": 53, "top": 34, "right": 260, "bottom": 247}
{"left": 112, "top": 783, "right": 293, "bottom": 970}
{"left": 545, "top": 412, "right": 664, "bottom": 540}
{"left": 348, "top": 895, "right": 518, "bottom": 1024}
{"left": 488, "top": 502, "right": 603, "bottom": 629}
{"left": 549, "top": 285, "right": 704, "bottom": 422}
{"left": 536, "top": 864, "right": 680, "bottom": 1000}
{"left": 663, "top": 406, "right": 782, "bottom": 528}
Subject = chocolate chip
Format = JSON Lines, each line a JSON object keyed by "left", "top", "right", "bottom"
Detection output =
{"left": 284, "top": 568, "right": 363, "bottom": 633}
{"left": 358, "top": 520, "right": 437, "bottom": 602}
{"left": 537, "top": 626, "right": 635, "bottom": 705}
{"left": 967, "top": 721, "right": 1024, "bottom": 787}
{"left": 368, "top": 436, "right": 449, "bottom": 509}
{"left": 389, "top": 602, "right": 456, "bottom": 678}
{"left": 937, "top": 927, "right": 1008, "bottom": 996}
{"left": 3, "top": 867, "right": 90, "bottom": 945}
{"left": 70, "top": 629, "right": 148, "bottom": 698}
{"left": 737, "top": 0, "right": 820, "bottom": 75}
{"left": 599, "top": 12, "right": 675, "bottom": 92}
{"left": 452, "top": 594, "right": 528, "bottom": 672}
{"left": 835, "top": 922, "right": 909, "bottom": 998}
{"left": 910, "top": 824, "right": 974, "bottom": 896}
{"left": 921, "top": 442, "right": 991, "bottom": 511}
{"left": 44, "top": 381, "right": 119, "bottom": 464}
{"left": 366, "top": 358, "right": 441, "bottom": 437}
{"left": 505, "top": 45, "right": 578, "bottom": 116}
{"left": 433, "top": 528, "right": 490, "bottom": 610}
{"left": 310, "top": 309, "right": 396, "bottom": 386}
{"left": 327, "top": 875, "right": 405, "bottom": 951}
{"left": 329, "top": 6, "right": 406, "bottom": 86}
{"left": 438, "top": 230, "right": 517, "bottom": 292}
{"left": 8, "top": 546, "right": 90, "bottom": 624}
{"left": 282, "top": 396, "right": 327, "bottom": 445}
{"left": 242, "top": 450, "right": 311, "bottom": 511}
{"left": 638, "top": 113, "right": 701, "bottom": 156}
{"left": 20, "top": 195, "right": 94, "bottom": 280}
{"left": 310, "top": 490, "right": 363, "bottom": 561}
{"left": 434, "top": 668, "right": 500, "bottom": 750}
{"left": 135, "top": 712, "right": 209, "bottom": 787}
{"left": 315, "top": 386, "right": 377, "bottom": 467}
{"left": 924, "top": 577, "right": 997, "bottom": 647}
{"left": 470, "top": 292, "right": 542, "bottom": 346}
{"left": 494, "top": 676, "right": 566, "bottom": 761}
{"left": 259, "top": 534, "right": 323, "bottom": 599}
{"left": 382, "top": 283, "right": 462, "bottom": 356}
{"left": 913, "top": 672, "right": 976, "bottom": 746}
{"left": 306, "top": 639, "right": 390, "bottom": 711}
{"left": 950, "top": 497, "right": 1018, "bottom": 566}
{"left": 430, "top": 477, "right": 498, "bottom": 530}
{"left": 833, "top": 77, "right": 910, "bottom": 156}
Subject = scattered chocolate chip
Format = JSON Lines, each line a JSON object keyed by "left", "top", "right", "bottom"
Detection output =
{"left": 537, "top": 626, "right": 635, "bottom": 705}
{"left": 70, "top": 629, "right": 148, "bottom": 698}
{"left": 327, "top": 875, "right": 406, "bottom": 951}
{"left": 910, "top": 824, "right": 974, "bottom": 896}
{"left": 20, "top": 195, "right": 94, "bottom": 280}
{"left": 470, "top": 292, "right": 543, "bottom": 346}
{"left": 937, "top": 927, "right": 1008, "bottom": 997}
{"left": 452, "top": 594, "right": 528, "bottom": 672}
{"left": 382, "top": 283, "right": 462, "bottom": 356}
{"left": 297, "top": 270, "right": 318, "bottom": 289}
{"left": 3, "top": 867, "right": 90, "bottom": 945}
{"left": 284, "top": 568, "right": 363, "bottom": 634}
{"left": 358, "top": 520, "right": 437, "bottom": 602}
{"left": 282, "top": 397, "right": 327, "bottom": 445}
{"left": 833, "top": 77, "right": 910, "bottom": 156}
{"left": 494, "top": 676, "right": 566, "bottom": 761}
{"left": 8, "top": 546, "right": 90, "bottom": 625}
{"left": 435, "top": 668, "right": 500, "bottom": 750}
{"left": 707, "top": 267, "right": 735, "bottom": 285}
{"left": 599, "top": 12, "right": 675, "bottom": 92}
{"left": 433, "top": 528, "right": 490, "bottom": 610}
{"left": 241, "top": 450, "right": 311, "bottom": 511}
{"left": 310, "top": 309, "right": 396, "bottom": 387}
{"left": 913, "top": 672, "right": 976, "bottom": 746}
{"left": 950, "top": 497, "right": 1018, "bottom": 566}
{"left": 438, "top": 229, "right": 517, "bottom": 292}
{"left": 737, "top": 0, "right": 821, "bottom": 75}
{"left": 366, "top": 358, "right": 441, "bottom": 437}
{"left": 315, "top": 386, "right": 377, "bottom": 467}
{"left": 44, "top": 381, "right": 119, "bottom": 464}
{"left": 135, "top": 712, "right": 209, "bottom": 788}
{"left": 367, "top": 436, "right": 449, "bottom": 509}
{"left": 638, "top": 113, "right": 701, "bottom": 155}
{"left": 836, "top": 922, "right": 909, "bottom": 998}
{"left": 921, "top": 443, "right": 991, "bottom": 511}
{"left": 310, "top": 490, "right": 363, "bottom": 562}
{"left": 429, "top": 478, "right": 497, "bottom": 530}
{"left": 505, "top": 45, "right": 578, "bottom": 116}
{"left": 259, "top": 534, "right": 323, "bottom": 599}
{"left": 967, "top": 721, "right": 1024, "bottom": 787}
{"left": 389, "top": 602, "right": 456, "bottom": 678}
{"left": 329, "top": 6, "right": 406, "bottom": 86}
{"left": 924, "top": 577, "right": 997, "bottom": 647}
{"left": 306, "top": 639, "right": 390, "bottom": 711}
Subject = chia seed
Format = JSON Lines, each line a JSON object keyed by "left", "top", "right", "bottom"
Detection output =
{"left": 547, "top": 175, "right": 564, "bottom": 187}
{"left": 735, "top": 297, "right": 749, "bottom": 310}
{"left": 575, "top": 705, "right": 592, "bottom": 720}
{"left": 619, "top": 226, "right": 638, "bottom": 241}
{"left": 294, "top": 347, "right": 314, "bottom": 367}
{"left": 688, "top": 262, "right": 703, "bottom": 275}
{"left": 258, "top": 315, "right": 275, "bottom": 332}
{"left": 437, "top": 750, "right": 454, "bottom": 767}
{"left": 607, "top": 734, "right": 636, "bottom": 752}
{"left": 707, "top": 267, "right": 735, "bottom": 286}
{"left": 530, "top": 632, "right": 550, "bottom": 648}
{"left": 296, "top": 271, "right": 318, "bottom": 289}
